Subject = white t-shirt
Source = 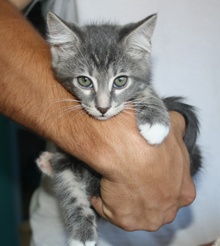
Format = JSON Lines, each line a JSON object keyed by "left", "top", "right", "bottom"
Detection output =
{"left": 30, "top": 0, "right": 220, "bottom": 245}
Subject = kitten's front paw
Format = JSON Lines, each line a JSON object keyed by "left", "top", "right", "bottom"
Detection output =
{"left": 85, "top": 241, "right": 97, "bottom": 246}
{"left": 139, "top": 123, "right": 170, "bottom": 145}
{"left": 36, "top": 151, "right": 54, "bottom": 177}
{"left": 69, "top": 240, "right": 97, "bottom": 246}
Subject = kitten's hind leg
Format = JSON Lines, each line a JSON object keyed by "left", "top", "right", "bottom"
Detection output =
{"left": 52, "top": 167, "right": 98, "bottom": 246}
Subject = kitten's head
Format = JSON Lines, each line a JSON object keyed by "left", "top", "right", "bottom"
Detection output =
{"left": 47, "top": 12, "right": 157, "bottom": 120}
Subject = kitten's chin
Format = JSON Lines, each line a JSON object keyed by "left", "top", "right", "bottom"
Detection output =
{"left": 96, "top": 116, "right": 111, "bottom": 121}
{"left": 93, "top": 113, "right": 117, "bottom": 120}
{"left": 87, "top": 112, "right": 113, "bottom": 121}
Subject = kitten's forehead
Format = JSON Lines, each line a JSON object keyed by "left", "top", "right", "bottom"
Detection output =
{"left": 84, "top": 24, "right": 119, "bottom": 44}
{"left": 92, "top": 67, "right": 114, "bottom": 90}
{"left": 83, "top": 24, "right": 122, "bottom": 69}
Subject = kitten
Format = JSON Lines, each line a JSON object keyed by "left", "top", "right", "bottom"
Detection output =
{"left": 36, "top": 12, "right": 201, "bottom": 246}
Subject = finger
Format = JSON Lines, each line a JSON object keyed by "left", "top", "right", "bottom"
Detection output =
{"left": 178, "top": 140, "right": 196, "bottom": 207}
{"left": 180, "top": 176, "right": 196, "bottom": 207}
{"left": 90, "top": 196, "right": 108, "bottom": 220}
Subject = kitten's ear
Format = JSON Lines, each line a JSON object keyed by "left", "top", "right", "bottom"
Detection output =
{"left": 123, "top": 14, "right": 157, "bottom": 58}
{"left": 47, "top": 11, "right": 79, "bottom": 45}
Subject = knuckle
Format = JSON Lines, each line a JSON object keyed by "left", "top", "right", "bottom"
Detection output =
{"left": 146, "top": 221, "right": 163, "bottom": 232}
{"left": 102, "top": 207, "right": 138, "bottom": 231}
{"left": 103, "top": 208, "right": 175, "bottom": 232}
{"left": 182, "top": 182, "right": 196, "bottom": 206}
{"left": 187, "top": 188, "right": 196, "bottom": 205}
{"left": 116, "top": 213, "right": 165, "bottom": 232}
{"left": 102, "top": 205, "right": 113, "bottom": 219}
{"left": 159, "top": 205, "right": 179, "bottom": 226}
{"left": 115, "top": 216, "right": 137, "bottom": 231}
{"left": 164, "top": 211, "right": 177, "bottom": 225}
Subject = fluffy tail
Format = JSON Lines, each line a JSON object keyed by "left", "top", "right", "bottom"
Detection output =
{"left": 163, "top": 96, "right": 202, "bottom": 176}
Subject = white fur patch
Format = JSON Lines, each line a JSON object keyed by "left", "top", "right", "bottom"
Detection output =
{"left": 69, "top": 240, "right": 96, "bottom": 246}
{"left": 69, "top": 240, "right": 84, "bottom": 246}
{"left": 85, "top": 241, "right": 97, "bottom": 246}
{"left": 90, "top": 77, "right": 98, "bottom": 92}
{"left": 139, "top": 123, "right": 170, "bottom": 145}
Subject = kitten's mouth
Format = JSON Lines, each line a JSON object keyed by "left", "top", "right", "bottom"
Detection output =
{"left": 86, "top": 110, "right": 112, "bottom": 120}
{"left": 96, "top": 109, "right": 122, "bottom": 121}
{"left": 96, "top": 115, "right": 111, "bottom": 120}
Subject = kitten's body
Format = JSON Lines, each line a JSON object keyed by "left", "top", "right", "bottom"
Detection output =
{"left": 37, "top": 12, "right": 201, "bottom": 246}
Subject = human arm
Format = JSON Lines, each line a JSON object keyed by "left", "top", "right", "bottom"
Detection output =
{"left": 0, "top": 0, "right": 195, "bottom": 231}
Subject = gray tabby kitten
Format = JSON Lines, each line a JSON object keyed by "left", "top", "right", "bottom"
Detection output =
{"left": 36, "top": 12, "right": 201, "bottom": 246}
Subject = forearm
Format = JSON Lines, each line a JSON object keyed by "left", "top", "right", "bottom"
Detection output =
{"left": 0, "top": 1, "right": 142, "bottom": 173}
{"left": 0, "top": 1, "right": 59, "bottom": 136}
{"left": 0, "top": 1, "right": 51, "bottom": 125}
{"left": 0, "top": 0, "right": 102, "bottom": 166}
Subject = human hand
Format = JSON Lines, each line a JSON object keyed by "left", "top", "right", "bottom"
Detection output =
{"left": 90, "top": 111, "right": 195, "bottom": 231}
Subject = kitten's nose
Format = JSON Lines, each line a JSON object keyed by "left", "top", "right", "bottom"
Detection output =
{"left": 97, "top": 107, "right": 109, "bottom": 115}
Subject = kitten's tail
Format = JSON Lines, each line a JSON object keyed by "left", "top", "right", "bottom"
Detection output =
{"left": 163, "top": 96, "right": 202, "bottom": 175}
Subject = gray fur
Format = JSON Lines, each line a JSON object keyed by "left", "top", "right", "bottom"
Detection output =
{"left": 36, "top": 12, "right": 201, "bottom": 246}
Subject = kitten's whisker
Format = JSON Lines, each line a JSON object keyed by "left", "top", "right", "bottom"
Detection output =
{"left": 123, "top": 105, "right": 135, "bottom": 110}
{"left": 28, "top": 100, "right": 58, "bottom": 119}
{"left": 124, "top": 104, "right": 165, "bottom": 116}
{"left": 71, "top": 109, "right": 86, "bottom": 121}
{"left": 123, "top": 108, "right": 135, "bottom": 112}
{"left": 52, "top": 98, "right": 81, "bottom": 103}
{"left": 130, "top": 100, "right": 166, "bottom": 111}
{"left": 59, "top": 105, "right": 82, "bottom": 110}
{"left": 49, "top": 107, "right": 85, "bottom": 132}
{"left": 120, "top": 108, "right": 136, "bottom": 118}
{"left": 61, "top": 105, "right": 82, "bottom": 113}
{"left": 132, "top": 103, "right": 160, "bottom": 109}
{"left": 28, "top": 97, "right": 80, "bottom": 118}
{"left": 117, "top": 111, "right": 135, "bottom": 125}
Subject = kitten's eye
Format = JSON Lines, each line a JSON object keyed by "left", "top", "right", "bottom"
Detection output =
{"left": 113, "top": 76, "right": 128, "bottom": 88}
{"left": 77, "top": 76, "right": 93, "bottom": 88}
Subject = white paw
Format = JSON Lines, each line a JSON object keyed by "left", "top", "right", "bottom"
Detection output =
{"left": 69, "top": 240, "right": 96, "bottom": 246}
{"left": 36, "top": 151, "right": 54, "bottom": 177}
{"left": 139, "top": 123, "right": 170, "bottom": 145}
{"left": 85, "top": 241, "right": 97, "bottom": 246}
{"left": 69, "top": 240, "right": 84, "bottom": 246}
